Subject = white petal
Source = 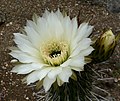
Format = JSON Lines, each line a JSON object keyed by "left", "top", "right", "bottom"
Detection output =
{"left": 13, "top": 33, "right": 39, "bottom": 57}
{"left": 9, "top": 50, "right": 40, "bottom": 63}
{"left": 61, "top": 56, "right": 85, "bottom": 72}
{"left": 72, "top": 23, "right": 93, "bottom": 46}
{"left": 69, "top": 56, "right": 85, "bottom": 67}
{"left": 58, "top": 67, "right": 72, "bottom": 82}
{"left": 75, "top": 23, "right": 88, "bottom": 39}
{"left": 84, "top": 25, "right": 94, "bottom": 38}
{"left": 11, "top": 63, "right": 43, "bottom": 74}
{"left": 37, "top": 67, "right": 53, "bottom": 80}
{"left": 32, "top": 13, "right": 39, "bottom": 23}
{"left": 35, "top": 17, "right": 52, "bottom": 43}
{"left": 78, "top": 46, "right": 94, "bottom": 57}
{"left": 43, "top": 10, "right": 50, "bottom": 18}
{"left": 26, "top": 20, "right": 37, "bottom": 29}
{"left": 62, "top": 16, "right": 72, "bottom": 42}
{"left": 24, "top": 26, "right": 41, "bottom": 48}
{"left": 55, "top": 9, "right": 63, "bottom": 21}
{"left": 37, "top": 17, "right": 48, "bottom": 35}
{"left": 71, "top": 17, "right": 78, "bottom": 40}
{"left": 60, "top": 59, "right": 71, "bottom": 67}
{"left": 43, "top": 76, "right": 56, "bottom": 92}
{"left": 70, "top": 66, "right": 84, "bottom": 71}
{"left": 70, "top": 38, "right": 92, "bottom": 57}
{"left": 46, "top": 11, "right": 64, "bottom": 40}
{"left": 48, "top": 67, "right": 62, "bottom": 79}
{"left": 26, "top": 71, "right": 40, "bottom": 84}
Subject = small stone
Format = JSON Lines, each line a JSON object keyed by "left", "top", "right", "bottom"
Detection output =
{"left": 2, "top": 66, "right": 7, "bottom": 69}
{"left": 6, "top": 22, "right": 13, "bottom": 26}
{"left": 26, "top": 97, "right": 29, "bottom": 100}
{"left": 118, "top": 84, "right": 120, "bottom": 86}
{"left": 9, "top": 22, "right": 12, "bottom": 25}
{"left": 114, "top": 78, "right": 118, "bottom": 83}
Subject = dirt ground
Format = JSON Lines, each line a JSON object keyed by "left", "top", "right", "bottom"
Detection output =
{"left": 0, "top": 0, "right": 120, "bottom": 101}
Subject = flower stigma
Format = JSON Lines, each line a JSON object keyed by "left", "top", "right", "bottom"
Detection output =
{"left": 40, "top": 40, "right": 69, "bottom": 66}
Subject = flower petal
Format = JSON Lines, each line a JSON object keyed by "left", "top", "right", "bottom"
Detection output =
{"left": 76, "top": 23, "right": 93, "bottom": 41}
{"left": 78, "top": 46, "right": 94, "bottom": 57}
{"left": 70, "top": 66, "right": 84, "bottom": 71}
{"left": 71, "top": 23, "right": 93, "bottom": 49}
{"left": 43, "top": 10, "right": 50, "bottom": 18}
{"left": 26, "top": 20, "right": 37, "bottom": 30}
{"left": 26, "top": 70, "right": 40, "bottom": 84}
{"left": 9, "top": 50, "right": 40, "bottom": 63}
{"left": 43, "top": 76, "right": 56, "bottom": 92}
{"left": 46, "top": 11, "right": 64, "bottom": 40}
{"left": 37, "top": 67, "right": 53, "bottom": 80}
{"left": 60, "top": 59, "right": 71, "bottom": 67}
{"left": 70, "top": 38, "right": 92, "bottom": 57}
{"left": 71, "top": 17, "right": 78, "bottom": 40}
{"left": 61, "top": 56, "right": 85, "bottom": 72}
{"left": 11, "top": 63, "right": 43, "bottom": 74}
{"left": 13, "top": 33, "right": 39, "bottom": 57}
{"left": 58, "top": 67, "right": 72, "bottom": 82}
{"left": 48, "top": 67, "right": 62, "bottom": 79}
{"left": 55, "top": 9, "right": 63, "bottom": 21}
{"left": 24, "top": 26, "right": 41, "bottom": 48}
{"left": 62, "top": 16, "right": 72, "bottom": 42}
{"left": 69, "top": 56, "right": 85, "bottom": 67}
{"left": 84, "top": 25, "right": 94, "bottom": 38}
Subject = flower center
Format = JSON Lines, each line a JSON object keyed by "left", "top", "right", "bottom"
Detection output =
{"left": 40, "top": 40, "right": 69, "bottom": 66}
{"left": 49, "top": 50, "right": 61, "bottom": 58}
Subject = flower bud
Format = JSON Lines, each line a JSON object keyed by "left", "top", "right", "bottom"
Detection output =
{"left": 100, "top": 30, "right": 115, "bottom": 52}
{"left": 90, "top": 30, "right": 119, "bottom": 63}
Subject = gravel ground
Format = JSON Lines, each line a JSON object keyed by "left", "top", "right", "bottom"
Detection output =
{"left": 0, "top": 0, "right": 120, "bottom": 101}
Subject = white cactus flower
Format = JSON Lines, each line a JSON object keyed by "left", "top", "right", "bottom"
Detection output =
{"left": 10, "top": 9, "right": 94, "bottom": 92}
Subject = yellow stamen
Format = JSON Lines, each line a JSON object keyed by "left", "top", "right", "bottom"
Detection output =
{"left": 40, "top": 40, "right": 69, "bottom": 66}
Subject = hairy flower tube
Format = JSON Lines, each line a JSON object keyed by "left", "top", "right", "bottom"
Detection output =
{"left": 10, "top": 9, "right": 94, "bottom": 92}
